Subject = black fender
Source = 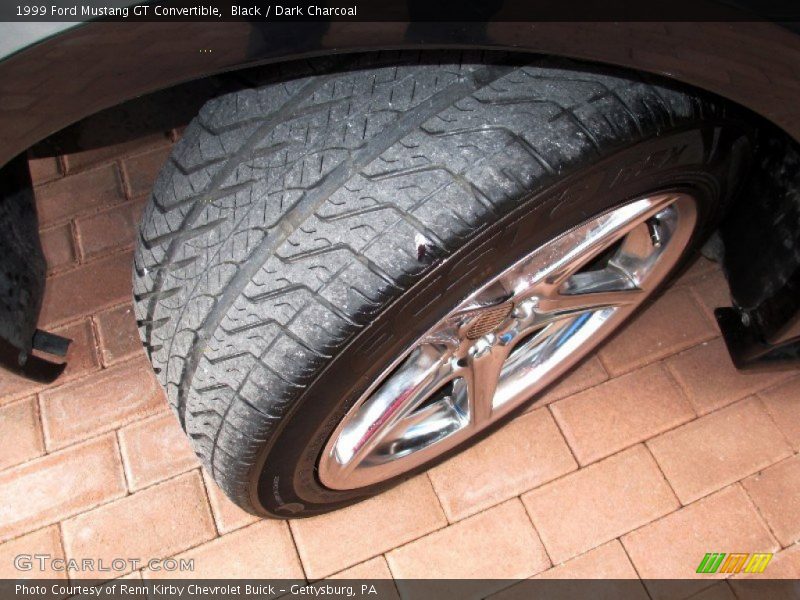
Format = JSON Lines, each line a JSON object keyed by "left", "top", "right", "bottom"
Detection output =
{"left": 3, "top": 21, "right": 800, "bottom": 169}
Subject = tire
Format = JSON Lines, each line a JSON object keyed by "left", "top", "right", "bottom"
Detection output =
{"left": 133, "top": 52, "right": 751, "bottom": 517}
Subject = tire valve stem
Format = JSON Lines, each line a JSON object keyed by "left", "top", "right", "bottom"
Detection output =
{"left": 647, "top": 219, "right": 663, "bottom": 248}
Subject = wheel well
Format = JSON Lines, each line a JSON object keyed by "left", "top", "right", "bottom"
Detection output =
{"left": 5, "top": 50, "right": 799, "bottom": 374}
{"left": 24, "top": 50, "right": 762, "bottom": 162}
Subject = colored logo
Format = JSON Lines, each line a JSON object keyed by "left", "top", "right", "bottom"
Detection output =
{"left": 696, "top": 552, "right": 773, "bottom": 574}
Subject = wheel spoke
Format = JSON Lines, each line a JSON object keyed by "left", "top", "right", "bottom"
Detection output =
{"left": 514, "top": 196, "right": 677, "bottom": 302}
{"left": 535, "top": 287, "right": 644, "bottom": 314}
{"left": 379, "top": 380, "right": 468, "bottom": 447}
{"left": 333, "top": 344, "right": 451, "bottom": 468}
{"left": 610, "top": 217, "right": 669, "bottom": 290}
{"left": 463, "top": 338, "right": 512, "bottom": 426}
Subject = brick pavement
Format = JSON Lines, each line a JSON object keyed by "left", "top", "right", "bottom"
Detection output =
{"left": 0, "top": 130, "right": 797, "bottom": 597}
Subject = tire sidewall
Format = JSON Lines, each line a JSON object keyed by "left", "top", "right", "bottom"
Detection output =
{"left": 254, "top": 122, "right": 749, "bottom": 517}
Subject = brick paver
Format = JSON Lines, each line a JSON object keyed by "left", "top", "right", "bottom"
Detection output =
{"left": 386, "top": 499, "right": 549, "bottom": 595}
{"left": 328, "top": 556, "right": 395, "bottom": 580}
{"left": 118, "top": 411, "right": 200, "bottom": 491}
{"left": 93, "top": 304, "right": 145, "bottom": 366}
{"left": 551, "top": 363, "right": 695, "bottom": 465}
{"left": 598, "top": 287, "right": 716, "bottom": 376}
{"left": 75, "top": 199, "right": 145, "bottom": 261}
{"left": 0, "top": 435, "right": 126, "bottom": 542}
{"left": 39, "top": 250, "right": 135, "bottom": 327}
{"left": 530, "top": 355, "right": 609, "bottom": 406}
{"left": 61, "top": 471, "right": 215, "bottom": 579}
{"left": 143, "top": 520, "right": 304, "bottom": 580}
{"left": 40, "top": 358, "right": 165, "bottom": 450}
{"left": 27, "top": 154, "right": 61, "bottom": 185}
{"left": 647, "top": 397, "right": 792, "bottom": 504}
{"left": 0, "top": 144, "right": 796, "bottom": 586}
{"left": 742, "top": 455, "right": 800, "bottom": 547}
{"left": 533, "top": 540, "right": 641, "bottom": 580}
{"left": 491, "top": 541, "right": 647, "bottom": 600}
{"left": 61, "top": 131, "right": 171, "bottom": 175}
{"left": 35, "top": 164, "right": 125, "bottom": 227}
{"left": 122, "top": 146, "right": 173, "bottom": 198}
{"left": 201, "top": 471, "right": 259, "bottom": 536}
{"left": 522, "top": 445, "right": 679, "bottom": 563}
{"left": 290, "top": 476, "right": 447, "bottom": 579}
{"left": 621, "top": 485, "right": 779, "bottom": 599}
{"left": 760, "top": 376, "right": 800, "bottom": 452}
{"left": 666, "top": 337, "right": 792, "bottom": 415}
{"left": 428, "top": 407, "right": 577, "bottom": 521}
{"left": 0, "top": 526, "right": 66, "bottom": 580}
{"left": 687, "top": 268, "right": 731, "bottom": 325}
{"left": 0, "top": 397, "right": 44, "bottom": 471}
{"left": 40, "top": 223, "right": 77, "bottom": 274}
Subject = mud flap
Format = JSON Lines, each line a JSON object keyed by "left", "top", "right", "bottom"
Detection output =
{"left": 0, "top": 154, "right": 70, "bottom": 382}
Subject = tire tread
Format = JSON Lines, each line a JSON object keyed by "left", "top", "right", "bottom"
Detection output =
{"left": 133, "top": 53, "right": 719, "bottom": 512}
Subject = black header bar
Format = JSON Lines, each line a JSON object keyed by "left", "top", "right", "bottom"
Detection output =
{"left": 4, "top": 0, "right": 800, "bottom": 22}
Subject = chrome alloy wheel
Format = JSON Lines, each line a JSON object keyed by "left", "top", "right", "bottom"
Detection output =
{"left": 318, "top": 193, "right": 697, "bottom": 490}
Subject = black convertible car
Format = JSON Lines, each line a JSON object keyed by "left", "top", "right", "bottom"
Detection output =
{"left": 0, "top": 8, "right": 798, "bottom": 518}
